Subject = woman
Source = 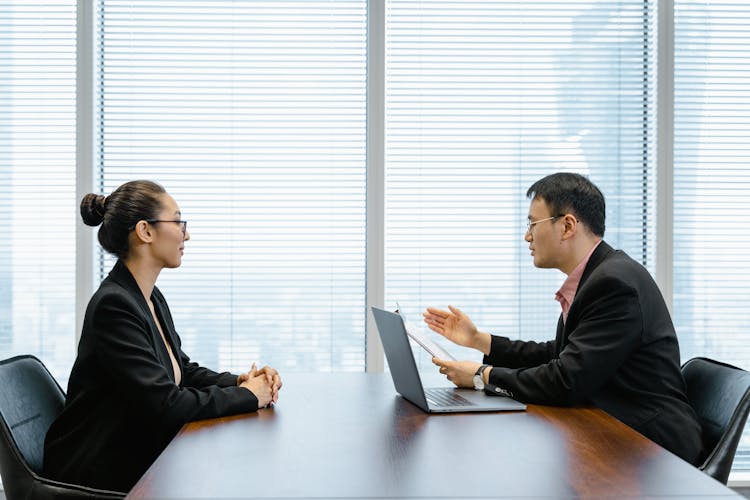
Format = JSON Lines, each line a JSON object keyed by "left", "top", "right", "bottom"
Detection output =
{"left": 43, "top": 180, "right": 282, "bottom": 492}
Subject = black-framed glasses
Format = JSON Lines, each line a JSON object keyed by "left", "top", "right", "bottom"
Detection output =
{"left": 130, "top": 219, "right": 188, "bottom": 235}
{"left": 526, "top": 215, "right": 564, "bottom": 232}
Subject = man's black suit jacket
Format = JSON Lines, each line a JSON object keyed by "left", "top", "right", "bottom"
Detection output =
{"left": 484, "top": 241, "right": 703, "bottom": 465}
{"left": 43, "top": 260, "right": 258, "bottom": 492}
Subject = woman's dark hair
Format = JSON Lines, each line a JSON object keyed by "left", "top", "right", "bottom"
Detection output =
{"left": 80, "top": 180, "right": 167, "bottom": 259}
{"left": 526, "top": 172, "right": 605, "bottom": 237}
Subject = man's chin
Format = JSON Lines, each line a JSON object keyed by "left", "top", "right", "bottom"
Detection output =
{"left": 532, "top": 257, "right": 551, "bottom": 269}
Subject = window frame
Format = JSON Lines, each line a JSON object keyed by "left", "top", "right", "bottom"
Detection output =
{"left": 74, "top": 0, "right": 672, "bottom": 368}
{"left": 62, "top": 0, "right": 746, "bottom": 482}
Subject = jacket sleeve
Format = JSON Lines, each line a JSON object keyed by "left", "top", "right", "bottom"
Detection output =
{"left": 179, "top": 351, "right": 239, "bottom": 389}
{"left": 486, "top": 276, "right": 642, "bottom": 405}
{"left": 91, "top": 291, "right": 258, "bottom": 433}
{"left": 483, "top": 335, "right": 556, "bottom": 368}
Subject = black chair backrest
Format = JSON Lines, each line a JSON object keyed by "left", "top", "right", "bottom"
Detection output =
{"left": 0, "top": 355, "right": 65, "bottom": 475}
{"left": 0, "top": 355, "right": 125, "bottom": 499}
{"left": 682, "top": 356, "right": 750, "bottom": 485}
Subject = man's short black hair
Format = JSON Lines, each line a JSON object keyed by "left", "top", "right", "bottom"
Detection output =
{"left": 526, "top": 172, "right": 605, "bottom": 237}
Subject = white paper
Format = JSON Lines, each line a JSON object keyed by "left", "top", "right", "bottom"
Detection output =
{"left": 396, "top": 306, "right": 456, "bottom": 361}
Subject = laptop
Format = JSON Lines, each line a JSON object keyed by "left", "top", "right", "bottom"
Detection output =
{"left": 371, "top": 306, "right": 527, "bottom": 413}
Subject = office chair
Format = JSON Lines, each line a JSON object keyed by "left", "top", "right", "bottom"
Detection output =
{"left": 0, "top": 355, "right": 125, "bottom": 499}
{"left": 681, "top": 356, "right": 750, "bottom": 485}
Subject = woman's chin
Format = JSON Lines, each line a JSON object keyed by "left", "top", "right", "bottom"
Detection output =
{"left": 165, "top": 258, "right": 182, "bottom": 269}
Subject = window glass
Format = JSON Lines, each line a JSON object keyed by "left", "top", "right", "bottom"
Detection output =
{"left": 97, "top": 0, "right": 368, "bottom": 373}
{"left": 384, "top": 0, "right": 656, "bottom": 367}
{"left": 674, "top": 0, "right": 750, "bottom": 470}
{"left": 0, "top": 1, "right": 77, "bottom": 384}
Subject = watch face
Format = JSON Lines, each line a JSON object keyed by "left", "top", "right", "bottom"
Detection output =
{"left": 473, "top": 375, "right": 484, "bottom": 390}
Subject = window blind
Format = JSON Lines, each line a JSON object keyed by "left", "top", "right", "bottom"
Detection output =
{"left": 674, "top": 0, "right": 750, "bottom": 471}
{"left": 96, "top": 0, "right": 368, "bottom": 373}
{"left": 0, "top": 1, "right": 77, "bottom": 384}
{"left": 384, "top": 0, "right": 657, "bottom": 366}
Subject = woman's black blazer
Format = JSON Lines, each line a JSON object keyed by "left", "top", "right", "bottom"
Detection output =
{"left": 44, "top": 260, "right": 258, "bottom": 492}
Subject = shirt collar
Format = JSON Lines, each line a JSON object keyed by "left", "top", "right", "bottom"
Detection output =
{"left": 555, "top": 240, "right": 602, "bottom": 321}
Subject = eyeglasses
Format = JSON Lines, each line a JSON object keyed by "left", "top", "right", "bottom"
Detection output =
{"left": 142, "top": 219, "right": 188, "bottom": 235}
{"left": 526, "top": 215, "right": 563, "bottom": 232}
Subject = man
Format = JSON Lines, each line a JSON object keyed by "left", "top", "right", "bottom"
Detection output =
{"left": 423, "top": 172, "right": 703, "bottom": 465}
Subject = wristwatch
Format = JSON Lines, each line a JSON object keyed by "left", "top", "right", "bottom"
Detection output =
{"left": 473, "top": 364, "right": 490, "bottom": 391}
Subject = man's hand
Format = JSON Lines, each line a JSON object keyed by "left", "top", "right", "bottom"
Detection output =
{"left": 432, "top": 357, "right": 482, "bottom": 388}
{"left": 423, "top": 305, "right": 490, "bottom": 354}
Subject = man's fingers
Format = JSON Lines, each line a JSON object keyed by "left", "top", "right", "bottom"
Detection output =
{"left": 447, "top": 304, "right": 462, "bottom": 317}
{"left": 425, "top": 307, "right": 449, "bottom": 318}
{"left": 432, "top": 357, "right": 449, "bottom": 367}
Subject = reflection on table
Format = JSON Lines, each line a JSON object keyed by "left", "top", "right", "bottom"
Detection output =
{"left": 128, "top": 373, "right": 739, "bottom": 499}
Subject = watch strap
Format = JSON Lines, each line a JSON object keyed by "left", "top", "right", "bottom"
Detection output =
{"left": 474, "top": 364, "right": 491, "bottom": 389}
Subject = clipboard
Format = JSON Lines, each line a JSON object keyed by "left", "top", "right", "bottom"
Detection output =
{"left": 396, "top": 302, "right": 456, "bottom": 361}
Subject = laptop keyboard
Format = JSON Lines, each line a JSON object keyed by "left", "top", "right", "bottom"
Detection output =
{"left": 424, "top": 388, "right": 474, "bottom": 407}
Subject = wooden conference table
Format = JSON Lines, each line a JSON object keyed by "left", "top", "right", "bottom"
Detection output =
{"left": 128, "top": 373, "right": 739, "bottom": 499}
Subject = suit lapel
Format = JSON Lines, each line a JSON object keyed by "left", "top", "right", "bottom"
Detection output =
{"left": 107, "top": 260, "right": 151, "bottom": 318}
{"left": 106, "top": 260, "right": 177, "bottom": 382}
{"left": 576, "top": 241, "right": 613, "bottom": 291}
{"left": 555, "top": 314, "right": 565, "bottom": 353}
{"left": 556, "top": 241, "right": 614, "bottom": 351}
{"left": 150, "top": 291, "right": 182, "bottom": 381}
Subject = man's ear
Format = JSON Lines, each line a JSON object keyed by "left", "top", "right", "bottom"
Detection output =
{"left": 132, "top": 220, "right": 154, "bottom": 243}
{"left": 561, "top": 214, "right": 578, "bottom": 240}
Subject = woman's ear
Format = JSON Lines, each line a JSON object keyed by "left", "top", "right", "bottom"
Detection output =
{"left": 132, "top": 220, "right": 154, "bottom": 243}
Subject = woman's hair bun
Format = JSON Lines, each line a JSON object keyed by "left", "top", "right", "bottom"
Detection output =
{"left": 80, "top": 193, "right": 107, "bottom": 226}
